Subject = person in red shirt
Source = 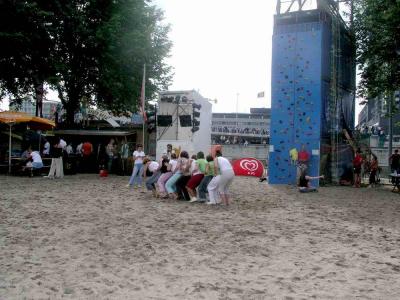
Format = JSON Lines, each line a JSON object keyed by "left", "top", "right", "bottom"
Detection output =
{"left": 81, "top": 141, "right": 93, "bottom": 172}
{"left": 353, "top": 149, "right": 363, "bottom": 188}
{"left": 298, "top": 144, "right": 310, "bottom": 164}
{"left": 82, "top": 141, "right": 93, "bottom": 157}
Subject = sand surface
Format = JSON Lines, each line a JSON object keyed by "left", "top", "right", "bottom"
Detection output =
{"left": 1, "top": 174, "right": 400, "bottom": 299}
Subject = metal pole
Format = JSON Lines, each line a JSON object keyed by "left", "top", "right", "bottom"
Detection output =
{"left": 236, "top": 93, "right": 239, "bottom": 126}
{"left": 388, "top": 93, "right": 393, "bottom": 165}
{"left": 176, "top": 103, "right": 179, "bottom": 140}
{"left": 142, "top": 120, "right": 145, "bottom": 150}
{"left": 8, "top": 124, "right": 12, "bottom": 174}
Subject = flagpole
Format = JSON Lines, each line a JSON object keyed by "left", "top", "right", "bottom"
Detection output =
{"left": 141, "top": 63, "right": 146, "bottom": 150}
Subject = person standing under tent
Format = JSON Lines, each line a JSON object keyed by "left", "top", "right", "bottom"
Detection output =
{"left": 127, "top": 144, "right": 145, "bottom": 188}
{"left": 46, "top": 138, "right": 64, "bottom": 179}
{"left": 66, "top": 143, "right": 74, "bottom": 155}
{"left": 76, "top": 142, "right": 83, "bottom": 156}
{"left": 42, "top": 139, "right": 50, "bottom": 157}
{"left": 81, "top": 140, "right": 93, "bottom": 172}
{"left": 106, "top": 139, "right": 115, "bottom": 172}
{"left": 207, "top": 150, "right": 235, "bottom": 206}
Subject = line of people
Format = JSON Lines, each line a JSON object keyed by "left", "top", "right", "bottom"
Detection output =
{"left": 126, "top": 145, "right": 235, "bottom": 205}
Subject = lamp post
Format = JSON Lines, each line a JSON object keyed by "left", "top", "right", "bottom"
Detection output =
{"left": 388, "top": 92, "right": 395, "bottom": 166}
{"left": 236, "top": 93, "right": 239, "bottom": 127}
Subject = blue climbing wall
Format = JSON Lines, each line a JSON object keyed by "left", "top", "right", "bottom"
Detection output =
{"left": 269, "top": 21, "right": 323, "bottom": 185}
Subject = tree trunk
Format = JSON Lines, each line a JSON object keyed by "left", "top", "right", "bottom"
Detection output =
{"left": 35, "top": 82, "right": 44, "bottom": 118}
{"left": 64, "top": 101, "right": 79, "bottom": 125}
{"left": 63, "top": 86, "right": 81, "bottom": 125}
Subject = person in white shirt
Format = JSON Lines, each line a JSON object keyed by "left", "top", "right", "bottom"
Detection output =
{"left": 127, "top": 145, "right": 145, "bottom": 188}
{"left": 42, "top": 140, "right": 50, "bottom": 156}
{"left": 76, "top": 142, "right": 83, "bottom": 156}
{"left": 59, "top": 138, "right": 67, "bottom": 149}
{"left": 26, "top": 150, "right": 43, "bottom": 169}
{"left": 46, "top": 137, "right": 64, "bottom": 179}
{"left": 66, "top": 143, "right": 74, "bottom": 155}
{"left": 143, "top": 157, "right": 162, "bottom": 197}
{"left": 207, "top": 150, "right": 235, "bottom": 205}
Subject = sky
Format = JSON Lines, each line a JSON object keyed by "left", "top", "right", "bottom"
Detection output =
{"left": 153, "top": 0, "right": 276, "bottom": 113}
{"left": 153, "top": 0, "right": 362, "bottom": 118}
{"left": 1, "top": 0, "right": 362, "bottom": 120}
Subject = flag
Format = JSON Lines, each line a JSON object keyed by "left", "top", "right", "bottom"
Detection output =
{"left": 140, "top": 64, "right": 147, "bottom": 122}
{"left": 257, "top": 91, "right": 265, "bottom": 98}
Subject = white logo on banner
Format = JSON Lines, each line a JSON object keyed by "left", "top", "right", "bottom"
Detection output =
{"left": 240, "top": 159, "right": 259, "bottom": 172}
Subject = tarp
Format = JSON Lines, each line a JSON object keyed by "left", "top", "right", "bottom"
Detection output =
{"left": 0, "top": 111, "right": 55, "bottom": 173}
{"left": 54, "top": 130, "right": 136, "bottom": 136}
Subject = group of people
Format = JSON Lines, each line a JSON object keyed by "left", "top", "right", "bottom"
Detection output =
{"left": 18, "top": 137, "right": 66, "bottom": 178}
{"left": 212, "top": 135, "right": 268, "bottom": 146}
{"left": 357, "top": 125, "right": 385, "bottom": 137}
{"left": 212, "top": 126, "right": 269, "bottom": 136}
{"left": 126, "top": 145, "right": 235, "bottom": 205}
{"left": 352, "top": 149, "right": 379, "bottom": 188}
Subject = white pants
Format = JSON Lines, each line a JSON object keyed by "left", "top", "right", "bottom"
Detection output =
{"left": 48, "top": 157, "right": 64, "bottom": 178}
{"left": 218, "top": 169, "right": 235, "bottom": 194}
{"left": 207, "top": 176, "right": 221, "bottom": 204}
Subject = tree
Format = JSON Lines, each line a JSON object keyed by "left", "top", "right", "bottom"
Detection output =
{"left": 48, "top": 0, "right": 173, "bottom": 123}
{"left": 0, "top": 1, "right": 56, "bottom": 116}
{"left": 0, "top": 0, "right": 173, "bottom": 124}
{"left": 353, "top": 0, "right": 400, "bottom": 98}
{"left": 96, "top": 0, "right": 173, "bottom": 113}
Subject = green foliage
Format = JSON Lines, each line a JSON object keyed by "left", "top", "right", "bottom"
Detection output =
{"left": 0, "top": 1, "right": 55, "bottom": 105}
{"left": 0, "top": 0, "right": 172, "bottom": 123}
{"left": 96, "top": 0, "right": 173, "bottom": 113}
{"left": 353, "top": 0, "right": 400, "bottom": 98}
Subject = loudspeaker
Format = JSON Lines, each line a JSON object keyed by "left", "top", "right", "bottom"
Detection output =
{"left": 157, "top": 115, "right": 173, "bottom": 127}
{"left": 179, "top": 115, "right": 192, "bottom": 127}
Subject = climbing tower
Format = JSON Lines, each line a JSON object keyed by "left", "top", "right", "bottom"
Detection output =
{"left": 269, "top": 0, "right": 355, "bottom": 185}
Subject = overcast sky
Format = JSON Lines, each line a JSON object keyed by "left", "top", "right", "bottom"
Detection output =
{"left": 1, "top": 0, "right": 362, "bottom": 120}
{"left": 153, "top": 0, "right": 276, "bottom": 113}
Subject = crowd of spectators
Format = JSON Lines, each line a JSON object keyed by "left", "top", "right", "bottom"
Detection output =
{"left": 356, "top": 125, "right": 385, "bottom": 137}
{"left": 211, "top": 126, "right": 269, "bottom": 136}
{"left": 212, "top": 135, "right": 268, "bottom": 146}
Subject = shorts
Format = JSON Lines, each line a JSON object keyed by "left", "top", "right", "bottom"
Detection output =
{"left": 186, "top": 174, "right": 204, "bottom": 189}
{"left": 354, "top": 167, "right": 361, "bottom": 174}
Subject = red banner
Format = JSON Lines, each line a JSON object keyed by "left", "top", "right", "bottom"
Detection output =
{"left": 232, "top": 158, "right": 264, "bottom": 177}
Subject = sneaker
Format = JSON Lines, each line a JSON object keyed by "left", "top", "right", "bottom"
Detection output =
{"left": 189, "top": 197, "right": 198, "bottom": 203}
{"left": 206, "top": 202, "right": 216, "bottom": 205}
{"left": 126, "top": 184, "right": 131, "bottom": 187}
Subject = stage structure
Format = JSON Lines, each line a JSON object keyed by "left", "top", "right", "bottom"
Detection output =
{"left": 269, "top": 0, "right": 356, "bottom": 185}
{"left": 156, "top": 90, "right": 212, "bottom": 160}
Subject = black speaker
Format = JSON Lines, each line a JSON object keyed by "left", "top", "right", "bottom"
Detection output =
{"left": 157, "top": 115, "right": 173, "bottom": 127}
{"left": 179, "top": 115, "right": 192, "bottom": 127}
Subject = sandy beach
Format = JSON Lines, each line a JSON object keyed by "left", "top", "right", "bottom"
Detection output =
{"left": 1, "top": 174, "right": 400, "bottom": 299}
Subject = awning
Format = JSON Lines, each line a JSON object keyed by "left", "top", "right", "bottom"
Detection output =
{"left": 54, "top": 130, "right": 136, "bottom": 136}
